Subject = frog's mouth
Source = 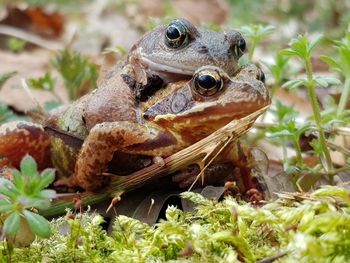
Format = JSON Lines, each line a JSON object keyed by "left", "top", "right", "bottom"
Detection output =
{"left": 134, "top": 48, "right": 196, "bottom": 83}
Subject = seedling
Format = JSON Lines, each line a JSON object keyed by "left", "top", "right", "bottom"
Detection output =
{"left": 321, "top": 32, "right": 350, "bottom": 117}
{"left": 262, "top": 53, "right": 290, "bottom": 95}
{"left": 280, "top": 35, "right": 340, "bottom": 180}
{"left": 0, "top": 155, "right": 56, "bottom": 247}
{"left": 240, "top": 24, "right": 275, "bottom": 63}
{"left": 51, "top": 50, "right": 98, "bottom": 100}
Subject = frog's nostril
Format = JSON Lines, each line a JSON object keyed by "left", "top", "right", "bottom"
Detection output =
{"left": 198, "top": 45, "right": 208, "bottom": 54}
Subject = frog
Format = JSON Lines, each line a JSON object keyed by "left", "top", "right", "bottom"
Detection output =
{"left": 46, "top": 63, "right": 270, "bottom": 200}
{"left": 103, "top": 18, "right": 247, "bottom": 101}
{"left": 0, "top": 64, "right": 269, "bottom": 200}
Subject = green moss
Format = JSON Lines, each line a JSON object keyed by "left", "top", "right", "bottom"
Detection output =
{"left": 4, "top": 186, "right": 350, "bottom": 262}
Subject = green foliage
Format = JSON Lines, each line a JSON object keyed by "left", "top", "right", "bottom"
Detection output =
{"left": 240, "top": 24, "right": 275, "bottom": 62}
{"left": 28, "top": 72, "right": 55, "bottom": 92}
{"left": 262, "top": 54, "right": 290, "bottom": 91}
{"left": 0, "top": 102, "right": 29, "bottom": 124}
{"left": 321, "top": 32, "right": 350, "bottom": 117}
{"left": 51, "top": 50, "right": 98, "bottom": 100}
{"left": 6, "top": 38, "right": 26, "bottom": 53}
{"left": 0, "top": 155, "right": 56, "bottom": 240}
{"left": 280, "top": 34, "right": 336, "bottom": 179}
{"left": 0, "top": 71, "right": 16, "bottom": 90}
{"left": 5, "top": 187, "right": 350, "bottom": 262}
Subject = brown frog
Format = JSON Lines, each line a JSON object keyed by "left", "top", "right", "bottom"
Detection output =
{"left": 0, "top": 64, "right": 269, "bottom": 198}
{"left": 46, "top": 64, "right": 270, "bottom": 199}
{"left": 105, "top": 18, "right": 246, "bottom": 101}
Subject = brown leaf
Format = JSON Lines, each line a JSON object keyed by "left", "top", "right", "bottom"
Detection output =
{"left": 1, "top": 6, "right": 64, "bottom": 38}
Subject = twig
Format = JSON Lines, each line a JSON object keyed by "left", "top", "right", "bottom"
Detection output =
{"left": 0, "top": 25, "right": 64, "bottom": 51}
{"left": 21, "top": 78, "right": 46, "bottom": 115}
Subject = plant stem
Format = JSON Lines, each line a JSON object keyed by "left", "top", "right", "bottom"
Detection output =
{"left": 293, "top": 138, "right": 303, "bottom": 167}
{"left": 249, "top": 39, "right": 257, "bottom": 62}
{"left": 305, "top": 59, "right": 334, "bottom": 177}
{"left": 337, "top": 77, "right": 350, "bottom": 117}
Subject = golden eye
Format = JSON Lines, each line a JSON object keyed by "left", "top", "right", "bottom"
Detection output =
{"left": 165, "top": 20, "right": 189, "bottom": 49}
{"left": 193, "top": 70, "right": 223, "bottom": 96}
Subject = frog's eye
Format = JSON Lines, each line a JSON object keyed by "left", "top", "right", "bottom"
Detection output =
{"left": 193, "top": 71, "right": 223, "bottom": 96}
{"left": 165, "top": 20, "right": 189, "bottom": 49}
{"left": 233, "top": 37, "right": 246, "bottom": 57}
{"left": 238, "top": 37, "right": 246, "bottom": 53}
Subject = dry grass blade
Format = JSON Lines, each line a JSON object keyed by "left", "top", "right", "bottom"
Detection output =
{"left": 44, "top": 106, "right": 269, "bottom": 216}
{"left": 0, "top": 25, "right": 64, "bottom": 50}
{"left": 108, "top": 105, "right": 270, "bottom": 192}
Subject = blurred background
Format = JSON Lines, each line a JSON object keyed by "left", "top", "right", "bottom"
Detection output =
{"left": 0, "top": 0, "right": 349, "bottom": 111}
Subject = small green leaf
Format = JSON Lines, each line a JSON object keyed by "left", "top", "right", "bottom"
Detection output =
{"left": 7, "top": 37, "right": 26, "bottom": 53}
{"left": 0, "top": 200, "right": 13, "bottom": 213}
{"left": 308, "top": 35, "right": 323, "bottom": 55}
{"left": 0, "top": 178, "right": 20, "bottom": 200}
{"left": 38, "top": 189, "right": 57, "bottom": 200}
{"left": 44, "top": 100, "right": 61, "bottom": 112}
{"left": 12, "top": 169, "right": 24, "bottom": 191}
{"left": 320, "top": 55, "right": 342, "bottom": 73}
{"left": 314, "top": 76, "right": 340, "bottom": 88}
{"left": 28, "top": 72, "right": 55, "bottom": 92}
{"left": 4, "top": 212, "right": 20, "bottom": 236}
{"left": 282, "top": 78, "right": 306, "bottom": 90}
{"left": 279, "top": 49, "right": 299, "bottom": 57}
{"left": 20, "top": 155, "right": 38, "bottom": 178}
{"left": 23, "top": 210, "right": 51, "bottom": 238}
{"left": 38, "top": 169, "right": 55, "bottom": 189}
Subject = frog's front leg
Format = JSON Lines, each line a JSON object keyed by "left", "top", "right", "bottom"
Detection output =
{"left": 71, "top": 121, "right": 161, "bottom": 191}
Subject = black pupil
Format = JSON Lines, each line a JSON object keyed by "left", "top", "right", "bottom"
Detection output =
{"left": 198, "top": 75, "right": 217, "bottom": 90}
{"left": 239, "top": 38, "right": 246, "bottom": 51}
{"left": 166, "top": 26, "right": 180, "bottom": 40}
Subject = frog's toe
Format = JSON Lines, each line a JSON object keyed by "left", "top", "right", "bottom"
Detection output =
{"left": 0, "top": 121, "right": 51, "bottom": 169}
{"left": 172, "top": 164, "right": 200, "bottom": 188}
{"left": 245, "top": 188, "right": 264, "bottom": 204}
{"left": 53, "top": 176, "right": 81, "bottom": 192}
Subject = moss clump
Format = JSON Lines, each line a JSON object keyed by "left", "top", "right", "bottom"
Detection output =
{"left": 3, "top": 186, "right": 350, "bottom": 262}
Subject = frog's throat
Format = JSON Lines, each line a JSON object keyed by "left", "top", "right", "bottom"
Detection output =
{"left": 136, "top": 47, "right": 196, "bottom": 77}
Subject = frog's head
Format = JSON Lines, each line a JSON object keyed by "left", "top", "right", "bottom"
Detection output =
{"left": 128, "top": 18, "right": 246, "bottom": 84}
{"left": 143, "top": 65, "right": 270, "bottom": 144}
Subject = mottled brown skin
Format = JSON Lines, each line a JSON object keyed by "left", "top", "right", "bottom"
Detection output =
{"left": 0, "top": 122, "right": 51, "bottom": 170}
{"left": 104, "top": 18, "right": 246, "bottom": 101}
{"left": 0, "top": 64, "right": 270, "bottom": 199}
{"left": 61, "top": 64, "right": 270, "bottom": 193}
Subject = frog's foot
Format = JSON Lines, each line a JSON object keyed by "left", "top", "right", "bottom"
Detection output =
{"left": 236, "top": 147, "right": 270, "bottom": 201}
{"left": 246, "top": 188, "right": 264, "bottom": 204}
{"left": 0, "top": 121, "right": 51, "bottom": 169}
{"left": 172, "top": 163, "right": 235, "bottom": 189}
{"left": 53, "top": 176, "right": 92, "bottom": 193}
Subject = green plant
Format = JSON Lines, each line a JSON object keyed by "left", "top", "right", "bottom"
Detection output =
{"left": 51, "top": 50, "right": 98, "bottom": 100}
{"left": 5, "top": 187, "right": 350, "bottom": 262}
{"left": 0, "top": 155, "right": 56, "bottom": 247}
{"left": 321, "top": 32, "right": 350, "bottom": 118}
{"left": 268, "top": 101, "right": 311, "bottom": 169}
{"left": 280, "top": 35, "right": 340, "bottom": 181}
{"left": 6, "top": 38, "right": 26, "bottom": 53}
{"left": 262, "top": 53, "right": 290, "bottom": 95}
{"left": 0, "top": 102, "right": 29, "bottom": 125}
{"left": 28, "top": 72, "right": 62, "bottom": 104}
{"left": 240, "top": 24, "right": 275, "bottom": 63}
